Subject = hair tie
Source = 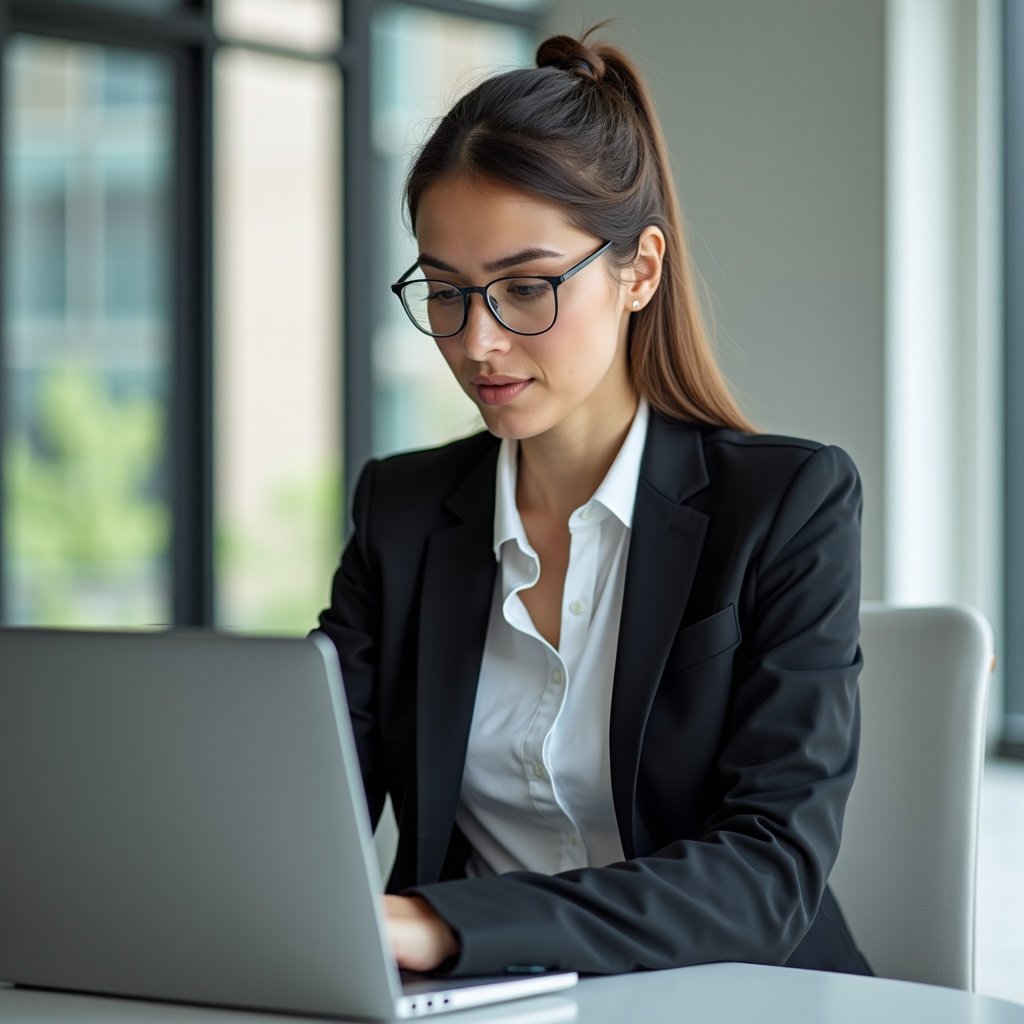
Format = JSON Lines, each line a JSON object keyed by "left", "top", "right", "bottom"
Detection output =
{"left": 536, "top": 35, "right": 606, "bottom": 84}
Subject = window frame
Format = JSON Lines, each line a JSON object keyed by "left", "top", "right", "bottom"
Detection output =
{"left": 1002, "top": 0, "right": 1024, "bottom": 756}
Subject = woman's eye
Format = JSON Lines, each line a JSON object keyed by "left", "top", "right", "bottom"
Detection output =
{"left": 505, "top": 281, "right": 549, "bottom": 300}
{"left": 427, "top": 286, "right": 461, "bottom": 303}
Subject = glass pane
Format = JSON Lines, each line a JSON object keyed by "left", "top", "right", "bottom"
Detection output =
{"left": 216, "top": 0, "right": 340, "bottom": 53}
{"left": 214, "top": 49, "right": 341, "bottom": 633}
{"left": 3, "top": 36, "right": 173, "bottom": 627}
{"left": 371, "top": 7, "right": 533, "bottom": 456}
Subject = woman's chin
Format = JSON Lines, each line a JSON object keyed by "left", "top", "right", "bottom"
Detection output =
{"left": 478, "top": 406, "right": 549, "bottom": 442}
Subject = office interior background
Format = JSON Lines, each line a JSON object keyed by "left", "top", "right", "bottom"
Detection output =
{"left": 0, "top": 0, "right": 1020, "bottom": 1004}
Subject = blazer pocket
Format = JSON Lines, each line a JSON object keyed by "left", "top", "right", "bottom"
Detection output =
{"left": 663, "top": 603, "right": 741, "bottom": 676}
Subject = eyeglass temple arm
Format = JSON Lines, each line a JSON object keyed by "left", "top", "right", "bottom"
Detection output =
{"left": 391, "top": 262, "right": 421, "bottom": 291}
{"left": 556, "top": 239, "right": 613, "bottom": 285}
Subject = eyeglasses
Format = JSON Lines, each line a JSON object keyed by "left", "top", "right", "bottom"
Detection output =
{"left": 390, "top": 240, "right": 612, "bottom": 338}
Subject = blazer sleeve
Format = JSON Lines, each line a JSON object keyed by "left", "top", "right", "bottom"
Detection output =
{"left": 410, "top": 444, "right": 863, "bottom": 976}
{"left": 315, "top": 459, "right": 388, "bottom": 828}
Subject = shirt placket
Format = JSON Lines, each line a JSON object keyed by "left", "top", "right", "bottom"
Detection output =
{"left": 500, "top": 543, "right": 569, "bottom": 849}
{"left": 545, "top": 505, "right": 602, "bottom": 869}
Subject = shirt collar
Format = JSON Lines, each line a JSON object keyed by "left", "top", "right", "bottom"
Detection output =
{"left": 493, "top": 437, "right": 532, "bottom": 560}
{"left": 591, "top": 397, "right": 649, "bottom": 529}
{"left": 492, "top": 398, "right": 650, "bottom": 560}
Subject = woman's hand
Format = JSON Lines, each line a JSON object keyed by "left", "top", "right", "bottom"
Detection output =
{"left": 383, "top": 894, "right": 460, "bottom": 973}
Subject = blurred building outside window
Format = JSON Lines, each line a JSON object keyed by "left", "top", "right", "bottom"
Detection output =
{"left": 3, "top": 37, "right": 172, "bottom": 627}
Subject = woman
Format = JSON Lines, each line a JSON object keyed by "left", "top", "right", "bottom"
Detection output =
{"left": 317, "top": 30, "right": 869, "bottom": 978}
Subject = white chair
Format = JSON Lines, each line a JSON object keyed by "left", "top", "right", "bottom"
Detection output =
{"left": 829, "top": 602, "right": 994, "bottom": 990}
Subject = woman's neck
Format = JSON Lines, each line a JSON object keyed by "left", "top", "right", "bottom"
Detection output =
{"left": 516, "top": 396, "right": 640, "bottom": 523}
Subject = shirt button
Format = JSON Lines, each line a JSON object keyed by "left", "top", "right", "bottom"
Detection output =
{"left": 569, "top": 835, "right": 580, "bottom": 847}
{"left": 569, "top": 600, "right": 583, "bottom": 616}
{"left": 532, "top": 762, "right": 546, "bottom": 779}
{"left": 579, "top": 506, "right": 592, "bottom": 521}
{"left": 552, "top": 669, "right": 564, "bottom": 684}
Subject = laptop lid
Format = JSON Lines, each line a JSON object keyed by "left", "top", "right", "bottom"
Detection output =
{"left": 0, "top": 628, "right": 574, "bottom": 1020}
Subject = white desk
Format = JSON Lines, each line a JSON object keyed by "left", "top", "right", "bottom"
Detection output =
{"left": 2, "top": 965, "right": 1023, "bottom": 1024}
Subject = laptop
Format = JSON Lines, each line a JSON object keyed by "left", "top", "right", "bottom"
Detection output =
{"left": 0, "top": 628, "right": 577, "bottom": 1020}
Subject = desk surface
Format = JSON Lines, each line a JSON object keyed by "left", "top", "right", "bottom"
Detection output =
{"left": 2, "top": 964, "right": 1024, "bottom": 1024}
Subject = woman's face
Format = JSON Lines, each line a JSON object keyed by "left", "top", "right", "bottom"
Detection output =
{"left": 413, "top": 175, "right": 636, "bottom": 444}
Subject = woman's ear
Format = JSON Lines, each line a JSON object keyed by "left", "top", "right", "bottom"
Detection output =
{"left": 624, "top": 226, "right": 666, "bottom": 313}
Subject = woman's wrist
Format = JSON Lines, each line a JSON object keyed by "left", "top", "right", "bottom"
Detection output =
{"left": 383, "top": 894, "right": 459, "bottom": 972}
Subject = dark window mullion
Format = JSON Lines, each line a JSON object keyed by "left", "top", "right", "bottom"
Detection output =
{"left": 9, "top": 0, "right": 208, "bottom": 49}
{"left": 172, "top": 35, "right": 214, "bottom": 627}
{"left": 342, "top": 0, "right": 374, "bottom": 516}
{"left": 1003, "top": 0, "right": 1024, "bottom": 755}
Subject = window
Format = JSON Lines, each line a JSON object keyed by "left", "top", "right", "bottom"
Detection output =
{"left": 0, "top": 0, "right": 540, "bottom": 632}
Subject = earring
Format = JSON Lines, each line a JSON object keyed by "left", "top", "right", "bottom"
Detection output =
{"left": 631, "top": 300, "right": 641, "bottom": 311}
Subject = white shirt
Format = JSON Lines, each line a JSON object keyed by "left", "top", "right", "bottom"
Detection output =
{"left": 455, "top": 400, "right": 650, "bottom": 877}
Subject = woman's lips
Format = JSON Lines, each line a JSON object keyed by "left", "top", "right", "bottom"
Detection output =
{"left": 472, "top": 377, "right": 532, "bottom": 406}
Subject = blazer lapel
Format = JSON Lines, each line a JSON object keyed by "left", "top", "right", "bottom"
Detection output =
{"left": 610, "top": 414, "right": 711, "bottom": 856}
{"left": 414, "top": 443, "right": 498, "bottom": 883}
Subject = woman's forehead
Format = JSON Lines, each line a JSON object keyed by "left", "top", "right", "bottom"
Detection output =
{"left": 415, "top": 176, "right": 586, "bottom": 270}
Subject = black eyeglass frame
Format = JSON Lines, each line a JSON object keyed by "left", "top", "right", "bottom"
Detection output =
{"left": 390, "top": 239, "right": 614, "bottom": 338}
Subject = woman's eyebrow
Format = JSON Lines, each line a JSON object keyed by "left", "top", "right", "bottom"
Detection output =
{"left": 417, "top": 253, "right": 459, "bottom": 274}
{"left": 417, "top": 247, "right": 565, "bottom": 275}
{"left": 483, "top": 248, "right": 564, "bottom": 272}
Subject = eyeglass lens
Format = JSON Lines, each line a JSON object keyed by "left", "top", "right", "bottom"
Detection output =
{"left": 400, "top": 278, "right": 556, "bottom": 337}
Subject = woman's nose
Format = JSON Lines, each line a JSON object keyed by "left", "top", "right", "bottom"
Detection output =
{"left": 460, "top": 292, "right": 512, "bottom": 359}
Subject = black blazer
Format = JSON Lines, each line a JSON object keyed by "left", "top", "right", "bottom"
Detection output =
{"left": 317, "top": 411, "right": 870, "bottom": 977}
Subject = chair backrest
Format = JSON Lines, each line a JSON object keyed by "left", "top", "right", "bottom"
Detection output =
{"left": 829, "top": 602, "right": 994, "bottom": 990}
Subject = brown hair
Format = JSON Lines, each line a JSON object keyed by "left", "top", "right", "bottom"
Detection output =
{"left": 404, "top": 28, "right": 754, "bottom": 432}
